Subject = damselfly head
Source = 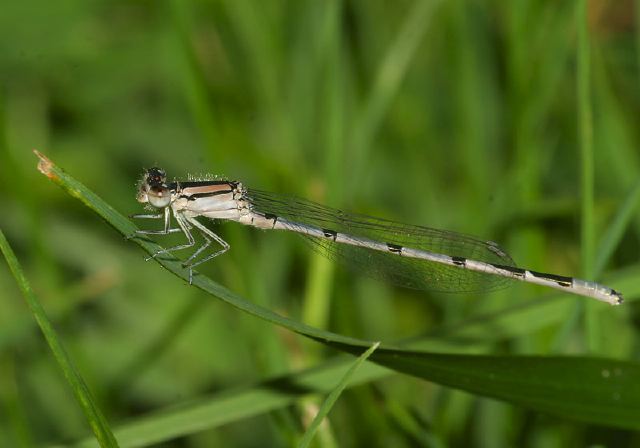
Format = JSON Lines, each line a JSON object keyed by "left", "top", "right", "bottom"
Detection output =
{"left": 137, "top": 167, "right": 172, "bottom": 208}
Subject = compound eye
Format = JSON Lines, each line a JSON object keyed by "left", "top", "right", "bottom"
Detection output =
{"left": 147, "top": 185, "right": 172, "bottom": 208}
{"left": 146, "top": 167, "right": 167, "bottom": 185}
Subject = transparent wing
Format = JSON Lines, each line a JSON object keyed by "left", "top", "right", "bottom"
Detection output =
{"left": 245, "top": 189, "right": 515, "bottom": 293}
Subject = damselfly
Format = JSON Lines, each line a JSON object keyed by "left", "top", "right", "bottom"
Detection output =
{"left": 131, "top": 167, "right": 622, "bottom": 305}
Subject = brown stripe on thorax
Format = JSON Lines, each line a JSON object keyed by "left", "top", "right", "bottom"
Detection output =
{"left": 180, "top": 182, "right": 236, "bottom": 196}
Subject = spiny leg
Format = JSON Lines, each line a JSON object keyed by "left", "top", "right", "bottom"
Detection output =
{"left": 128, "top": 207, "right": 181, "bottom": 239}
{"left": 130, "top": 213, "right": 164, "bottom": 219}
{"left": 145, "top": 211, "right": 196, "bottom": 261}
{"left": 183, "top": 216, "right": 230, "bottom": 284}
{"left": 182, "top": 237, "right": 212, "bottom": 266}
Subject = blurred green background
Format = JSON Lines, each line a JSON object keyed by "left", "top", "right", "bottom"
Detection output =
{"left": 1, "top": 0, "right": 639, "bottom": 446}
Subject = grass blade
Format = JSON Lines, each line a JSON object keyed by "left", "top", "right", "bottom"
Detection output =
{"left": 73, "top": 356, "right": 392, "bottom": 448}
{"left": 0, "top": 229, "right": 119, "bottom": 447}
{"left": 576, "top": 0, "right": 600, "bottom": 351}
{"left": 34, "top": 150, "right": 639, "bottom": 434}
{"left": 299, "top": 342, "right": 380, "bottom": 448}
{"left": 594, "top": 179, "right": 640, "bottom": 276}
{"left": 349, "top": 0, "right": 441, "bottom": 190}
{"left": 577, "top": 0, "right": 595, "bottom": 279}
{"left": 367, "top": 348, "right": 638, "bottom": 428}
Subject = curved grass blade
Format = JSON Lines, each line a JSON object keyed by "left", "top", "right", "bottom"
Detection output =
{"left": 34, "top": 150, "right": 639, "bottom": 433}
{"left": 327, "top": 340, "right": 639, "bottom": 429}
{"left": 0, "top": 230, "right": 119, "bottom": 448}
{"left": 70, "top": 268, "right": 639, "bottom": 447}
{"left": 70, "top": 274, "right": 639, "bottom": 447}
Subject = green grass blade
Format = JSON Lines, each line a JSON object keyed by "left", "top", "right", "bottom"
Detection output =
{"left": 72, "top": 307, "right": 640, "bottom": 448}
{"left": 577, "top": 1, "right": 595, "bottom": 279}
{"left": 72, "top": 356, "right": 393, "bottom": 448}
{"left": 349, "top": 0, "right": 441, "bottom": 190}
{"left": 0, "top": 229, "right": 119, "bottom": 448}
{"left": 367, "top": 349, "right": 638, "bottom": 428}
{"left": 576, "top": 0, "right": 600, "bottom": 352}
{"left": 70, "top": 275, "right": 638, "bottom": 447}
{"left": 636, "top": 0, "right": 640, "bottom": 79}
{"left": 298, "top": 342, "right": 380, "bottom": 448}
{"left": 594, "top": 178, "right": 640, "bottom": 277}
{"left": 35, "top": 151, "right": 639, "bottom": 434}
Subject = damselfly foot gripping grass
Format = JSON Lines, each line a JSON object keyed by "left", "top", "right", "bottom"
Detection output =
{"left": 132, "top": 167, "right": 622, "bottom": 305}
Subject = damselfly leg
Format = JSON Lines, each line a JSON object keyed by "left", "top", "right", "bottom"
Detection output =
{"left": 129, "top": 208, "right": 181, "bottom": 237}
{"left": 181, "top": 216, "right": 230, "bottom": 283}
{"left": 131, "top": 205, "right": 230, "bottom": 283}
{"left": 140, "top": 210, "right": 197, "bottom": 262}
